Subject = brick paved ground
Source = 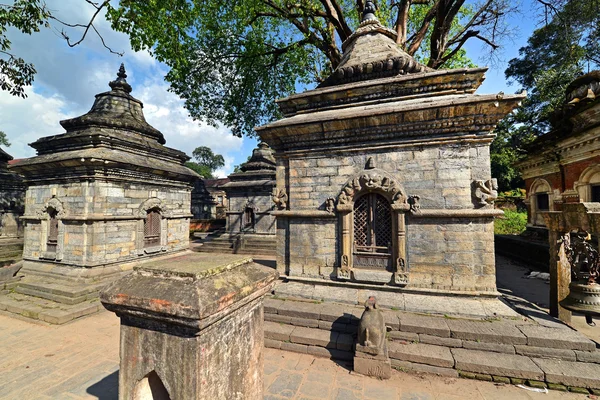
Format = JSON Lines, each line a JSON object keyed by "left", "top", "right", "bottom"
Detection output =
{"left": 0, "top": 309, "right": 590, "bottom": 400}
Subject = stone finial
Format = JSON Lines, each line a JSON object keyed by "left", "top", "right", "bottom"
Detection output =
{"left": 362, "top": 1, "right": 379, "bottom": 23}
{"left": 365, "top": 157, "right": 376, "bottom": 169}
{"left": 109, "top": 63, "right": 133, "bottom": 93}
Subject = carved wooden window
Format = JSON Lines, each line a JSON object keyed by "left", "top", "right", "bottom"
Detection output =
{"left": 47, "top": 209, "right": 59, "bottom": 253}
{"left": 353, "top": 193, "right": 392, "bottom": 269}
{"left": 144, "top": 209, "right": 161, "bottom": 248}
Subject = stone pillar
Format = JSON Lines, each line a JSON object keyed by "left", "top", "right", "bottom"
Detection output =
{"left": 100, "top": 253, "right": 278, "bottom": 400}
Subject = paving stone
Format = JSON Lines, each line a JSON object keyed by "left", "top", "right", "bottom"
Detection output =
{"left": 391, "top": 359, "right": 458, "bottom": 377}
{"left": 515, "top": 345, "right": 576, "bottom": 361}
{"left": 336, "top": 333, "right": 354, "bottom": 351}
{"left": 533, "top": 358, "right": 600, "bottom": 389}
{"left": 446, "top": 319, "right": 527, "bottom": 345}
{"left": 265, "top": 339, "right": 282, "bottom": 349}
{"left": 265, "top": 321, "right": 295, "bottom": 341}
{"left": 389, "top": 331, "right": 419, "bottom": 342}
{"left": 452, "top": 348, "right": 544, "bottom": 380}
{"left": 575, "top": 350, "right": 600, "bottom": 364}
{"left": 264, "top": 298, "right": 284, "bottom": 314}
{"left": 462, "top": 340, "right": 515, "bottom": 354}
{"left": 404, "top": 294, "right": 487, "bottom": 317}
{"left": 290, "top": 326, "right": 338, "bottom": 348}
{"left": 388, "top": 342, "right": 454, "bottom": 368}
{"left": 277, "top": 300, "right": 321, "bottom": 320}
{"left": 419, "top": 334, "right": 462, "bottom": 348}
{"left": 281, "top": 342, "right": 308, "bottom": 354}
{"left": 267, "top": 372, "right": 303, "bottom": 398}
{"left": 319, "top": 303, "right": 349, "bottom": 322}
{"left": 519, "top": 325, "right": 596, "bottom": 351}
{"left": 399, "top": 313, "right": 450, "bottom": 337}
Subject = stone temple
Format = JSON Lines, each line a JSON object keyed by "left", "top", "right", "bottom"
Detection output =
{"left": 9, "top": 65, "right": 197, "bottom": 317}
{"left": 257, "top": 10, "right": 525, "bottom": 295}
{"left": 0, "top": 148, "right": 25, "bottom": 240}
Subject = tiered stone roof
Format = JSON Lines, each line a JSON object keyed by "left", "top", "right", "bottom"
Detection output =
{"left": 11, "top": 65, "right": 198, "bottom": 184}
{"left": 222, "top": 142, "right": 275, "bottom": 190}
{"left": 0, "top": 147, "right": 24, "bottom": 211}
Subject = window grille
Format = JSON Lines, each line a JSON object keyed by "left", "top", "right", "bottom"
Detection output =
{"left": 144, "top": 209, "right": 161, "bottom": 248}
{"left": 353, "top": 193, "right": 392, "bottom": 269}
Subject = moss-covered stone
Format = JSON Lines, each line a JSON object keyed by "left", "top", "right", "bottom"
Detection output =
{"left": 492, "top": 376, "right": 511, "bottom": 384}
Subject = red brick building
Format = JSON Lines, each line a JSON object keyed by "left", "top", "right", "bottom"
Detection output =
{"left": 517, "top": 71, "right": 600, "bottom": 227}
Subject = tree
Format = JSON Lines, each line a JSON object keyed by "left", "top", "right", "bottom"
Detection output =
{"left": 0, "top": 130, "right": 9, "bottom": 147}
{"left": 185, "top": 146, "right": 225, "bottom": 179}
{"left": 2, "top": 1, "right": 516, "bottom": 137}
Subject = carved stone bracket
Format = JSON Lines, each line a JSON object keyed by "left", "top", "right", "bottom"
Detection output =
{"left": 271, "top": 188, "right": 288, "bottom": 210}
{"left": 473, "top": 178, "right": 498, "bottom": 207}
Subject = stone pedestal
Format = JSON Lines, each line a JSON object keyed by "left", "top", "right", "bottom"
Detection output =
{"left": 100, "top": 253, "right": 278, "bottom": 400}
{"left": 355, "top": 342, "right": 392, "bottom": 379}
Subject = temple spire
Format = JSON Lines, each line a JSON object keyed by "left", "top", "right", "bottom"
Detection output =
{"left": 109, "top": 63, "right": 132, "bottom": 93}
{"left": 362, "top": 1, "right": 379, "bottom": 23}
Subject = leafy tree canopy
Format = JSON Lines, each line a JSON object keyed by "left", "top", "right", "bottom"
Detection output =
{"left": 2, "top": 0, "right": 516, "bottom": 137}
{"left": 185, "top": 146, "right": 225, "bottom": 179}
{"left": 0, "top": 130, "right": 10, "bottom": 147}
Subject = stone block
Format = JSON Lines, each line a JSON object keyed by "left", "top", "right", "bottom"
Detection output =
{"left": 399, "top": 312, "right": 450, "bottom": 337}
{"left": 515, "top": 345, "right": 576, "bottom": 361}
{"left": 391, "top": 359, "right": 458, "bottom": 377}
{"left": 265, "top": 314, "right": 293, "bottom": 324}
{"left": 446, "top": 319, "right": 527, "bottom": 345}
{"left": 281, "top": 342, "right": 308, "bottom": 354}
{"left": 518, "top": 325, "right": 596, "bottom": 351}
{"left": 264, "top": 298, "right": 284, "bottom": 314}
{"left": 492, "top": 375, "right": 511, "bottom": 384}
{"left": 389, "top": 331, "right": 419, "bottom": 343}
{"left": 462, "top": 341, "right": 515, "bottom": 354}
{"left": 452, "top": 348, "right": 544, "bottom": 380}
{"left": 265, "top": 339, "right": 282, "bottom": 349}
{"left": 354, "top": 356, "right": 392, "bottom": 379}
{"left": 533, "top": 358, "right": 600, "bottom": 389}
{"left": 383, "top": 310, "right": 400, "bottom": 330}
{"left": 419, "top": 334, "right": 462, "bottom": 348}
{"left": 264, "top": 321, "right": 295, "bottom": 342}
{"left": 290, "top": 326, "right": 338, "bottom": 348}
{"left": 575, "top": 350, "right": 600, "bottom": 364}
{"left": 388, "top": 342, "right": 454, "bottom": 368}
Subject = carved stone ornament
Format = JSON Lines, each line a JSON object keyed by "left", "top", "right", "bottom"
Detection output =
{"left": 473, "top": 178, "right": 498, "bottom": 207}
{"left": 36, "top": 197, "right": 67, "bottom": 219}
{"left": 408, "top": 195, "right": 421, "bottom": 214}
{"left": 271, "top": 188, "right": 288, "bottom": 210}
{"left": 357, "top": 296, "right": 386, "bottom": 355}
{"left": 137, "top": 197, "right": 173, "bottom": 218}
{"left": 337, "top": 169, "right": 410, "bottom": 212}
{"left": 241, "top": 200, "right": 259, "bottom": 213}
{"left": 325, "top": 197, "right": 336, "bottom": 213}
{"left": 393, "top": 272, "right": 409, "bottom": 285}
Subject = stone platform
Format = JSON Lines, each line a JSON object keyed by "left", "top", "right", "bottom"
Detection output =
{"left": 194, "top": 232, "right": 276, "bottom": 256}
{"left": 264, "top": 294, "right": 600, "bottom": 393}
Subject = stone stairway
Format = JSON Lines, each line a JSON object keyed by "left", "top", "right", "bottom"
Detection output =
{"left": 194, "top": 232, "right": 276, "bottom": 256}
{"left": 264, "top": 296, "right": 600, "bottom": 393}
{"left": 0, "top": 238, "right": 23, "bottom": 267}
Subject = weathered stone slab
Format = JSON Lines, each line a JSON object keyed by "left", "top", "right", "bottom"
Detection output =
{"left": 278, "top": 300, "right": 321, "bottom": 320}
{"left": 404, "top": 294, "right": 488, "bottom": 317}
{"left": 281, "top": 342, "right": 308, "bottom": 354}
{"left": 319, "top": 303, "right": 349, "bottom": 322}
{"left": 264, "top": 314, "right": 293, "bottom": 324}
{"left": 515, "top": 345, "right": 576, "bottom": 361}
{"left": 518, "top": 325, "right": 596, "bottom": 351}
{"left": 446, "top": 319, "right": 526, "bottom": 345}
{"left": 419, "top": 334, "right": 462, "bottom": 348}
{"left": 289, "top": 317, "right": 319, "bottom": 328}
{"left": 264, "top": 321, "right": 295, "bottom": 342}
{"left": 383, "top": 310, "right": 400, "bottom": 330}
{"left": 533, "top": 358, "right": 600, "bottom": 388}
{"left": 391, "top": 359, "right": 458, "bottom": 377}
{"left": 264, "top": 339, "right": 282, "bottom": 349}
{"left": 389, "top": 331, "right": 419, "bottom": 342}
{"left": 575, "top": 350, "right": 600, "bottom": 364}
{"left": 462, "top": 341, "right": 515, "bottom": 354}
{"left": 354, "top": 356, "right": 392, "bottom": 379}
{"left": 452, "top": 348, "right": 544, "bottom": 380}
{"left": 399, "top": 313, "right": 450, "bottom": 337}
{"left": 290, "top": 326, "right": 338, "bottom": 348}
{"left": 264, "top": 298, "right": 284, "bottom": 314}
{"left": 388, "top": 342, "right": 454, "bottom": 368}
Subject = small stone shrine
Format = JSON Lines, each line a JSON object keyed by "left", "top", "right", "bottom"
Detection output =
{"left": 101, "top": 253, "right": 278, "bottom": 400}
{"left": 222, "top": 142, "right": 276, "bottom": 235}
{"left": 191, "top": 178, "right": 216, "bottom": 220}
{"left": 257, "top": 5, "right": 525, "bottom": 294}
{"left": 9, "top": 65, "right": 197, "bottom": 313}
{"left": 0, "top": 148, "right": 25, "bottom": 239}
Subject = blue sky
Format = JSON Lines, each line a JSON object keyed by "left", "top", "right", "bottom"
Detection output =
{"left": 0, "top": 0, "right": 540, "bottom": 176}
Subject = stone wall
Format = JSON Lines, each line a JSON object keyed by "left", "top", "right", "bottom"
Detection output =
{"left": 227, "top": 190, "right": 276, "bottom": 235}
{"left": 22, "top": 181, "right": 190, "bottom": 268}
{"left": 276, "top": 143, "right": 497, "bottom": 292}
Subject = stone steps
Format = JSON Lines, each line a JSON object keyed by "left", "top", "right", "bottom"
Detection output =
{"left": 264, "top": 296, "right": 600, "bottom": 391}
{"left": 194, "top": 233, "right": 276, "bottom": 256}
{"left": 0, "top": 292, "right": 102, "bottom": 324}
{"left": 14, "top": 278, "right": 107, "bottom": 305}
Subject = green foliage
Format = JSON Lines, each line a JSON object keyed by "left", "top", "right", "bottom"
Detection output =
{"left": 0, "top": 0, "right": 50, "bottom": 97}
{"left": 186, "top": 146, "right": 225, "bottom": 178}
{"left": 0, "top": 130, "right": 10, "bottom": 147}
{"left": 494, "top": 209, "right": 527, "bottom": 235}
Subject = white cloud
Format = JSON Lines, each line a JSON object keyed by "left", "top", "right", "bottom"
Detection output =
{"left": 0, "top": 0, "right": 248, "bottom": 175}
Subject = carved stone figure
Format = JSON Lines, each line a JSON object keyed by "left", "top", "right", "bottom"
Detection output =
{"left": 408, "top": 195, "right": 421, "bottom": 214}
{"left": 357, "top": 296, "right": 386, "bottom": 353}
{"left": 272, "top": 188, "right": 288, "bottom": 210}
{"left": 473, "top": 178, "right": 498, "bottom": 207}
{"left": 325, "top": 197, "right": 335, "bottom": 213}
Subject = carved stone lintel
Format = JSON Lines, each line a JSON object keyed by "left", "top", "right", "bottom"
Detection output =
{"left": 36, "top": 197, "right": 67, "bottom": 219}
{"left": 473, "top": 179, "right": 498, "bottom": 207}
{"left": 271, "top": 188, "right": 288, "bottom": 210}
{"left": 337, "top": 169, "right": 408, "bottom": 211}
{"left": 137, "top": 197, "right": 173, "bottom": 218}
